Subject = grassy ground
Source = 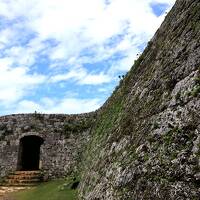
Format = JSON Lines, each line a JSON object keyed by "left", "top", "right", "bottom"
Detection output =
{"left": 11, "top": 179, "right": 78, "bottom": 200}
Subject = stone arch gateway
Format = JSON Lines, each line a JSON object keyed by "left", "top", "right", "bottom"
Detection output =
{"left": 0, "top": 113, "right": 96, "bottom": 183}
{"left": 17, "top": 135, "right": 44, "bottom": 171}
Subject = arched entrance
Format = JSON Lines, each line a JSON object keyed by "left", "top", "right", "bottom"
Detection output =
{"left": 17, "top": 135, "right": 44, "bottom": 171}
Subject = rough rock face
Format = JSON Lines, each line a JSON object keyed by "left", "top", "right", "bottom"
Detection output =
{"left": 0, "top": 0, "right": 199, "bottom": 198}
{"left": 0, "top": 113, "right": 96, "bottom": 180}
{"left": 79, "top": 0, "right": 200, "bottom": 199}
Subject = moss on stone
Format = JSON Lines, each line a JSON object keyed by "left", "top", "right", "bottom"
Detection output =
{"left": 63, "top": 118, "right": 94, "bottom": 137}
{"left": 191, "top": 85, "right": 200, "bottom": 97}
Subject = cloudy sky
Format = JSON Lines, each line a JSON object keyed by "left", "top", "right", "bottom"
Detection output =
{"left": 0, "top": 0, "right": 175, "bottom": 115}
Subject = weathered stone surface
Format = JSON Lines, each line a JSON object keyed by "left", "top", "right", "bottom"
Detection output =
{"left": 0, "top": 0, "right": 199, "bottom": 199}
{"left": 79, "top": 0, "right": 200, "bottom": 199}
{"left": 0, "top": 113, "right": 96, "bottom": 180}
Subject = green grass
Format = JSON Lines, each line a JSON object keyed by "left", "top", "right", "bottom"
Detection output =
{"left": 11, "top": 179, "right": 78, "bottom": 200}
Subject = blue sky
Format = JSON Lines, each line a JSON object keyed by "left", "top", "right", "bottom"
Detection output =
{"left": 0, "top": 0, "right": 175, "bottom": 115}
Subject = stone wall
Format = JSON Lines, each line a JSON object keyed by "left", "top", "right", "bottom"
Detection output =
{"left": 0, "top": 112, "right": 96, "bottom": 180}
{"left": 79, "top": 0, "right": 200, "bottom": 199}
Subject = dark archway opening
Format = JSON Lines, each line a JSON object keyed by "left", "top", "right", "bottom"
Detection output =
{"left": 17, "top": 135, "right": 44, "bottom": 171}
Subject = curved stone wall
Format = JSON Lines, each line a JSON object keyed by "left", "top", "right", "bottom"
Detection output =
{"left": 0, "top": 112, "right": 96, "bottom": 180}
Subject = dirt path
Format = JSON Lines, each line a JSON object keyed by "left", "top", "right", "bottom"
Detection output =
{"left": 0, "top": 186, "right": 30, "bottom": 200}
{"left": 0, "top": 194, "right": 15, "bottom": 200}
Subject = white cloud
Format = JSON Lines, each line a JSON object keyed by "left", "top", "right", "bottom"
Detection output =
{"left": 16, "top": 100, "right": 42, "bottom": 113}
{"left": 0, "top": 0, "right": 175, "bottom": 68}
{"left": 0, "top": 28, "right": 14, "bottom": 48}
{"left": 78, "top": 73, "right": 111, "bottom": 85}
{"left": 49, "top": 67, "right": 86, "bottom": 83}
{"left": 0, "top": 0, "right": 176, "bottom": 115}
{"left": 149, "top": 0, "right": 175, "bottom": 4}
{"left": 50, "top": 67, "right": 111, "bottom": 85}
{"left": 0, "top": 60, "right": 46, "bottom": 105}
{"left": 14, "top": 97, "right": 102, "bottom": 114}
{"left": 3, "top": 37, "right": 49, "bottom": 67}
